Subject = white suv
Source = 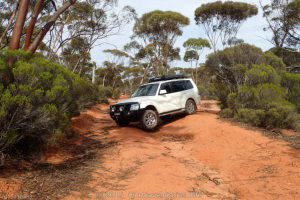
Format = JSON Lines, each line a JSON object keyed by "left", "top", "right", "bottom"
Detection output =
{"left": 110, "top": 75, "right": 201, "bottom": 130}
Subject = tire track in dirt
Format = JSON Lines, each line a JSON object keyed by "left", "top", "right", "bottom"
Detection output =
{"left": 1, "top": 101, "right": 300, "bottom": 200}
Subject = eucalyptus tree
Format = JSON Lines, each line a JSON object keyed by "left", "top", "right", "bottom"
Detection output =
{"left": 195, "top": 1, "right": 258, "bottom": 52}
{"left": 133, "top": 10, "right": 189, "bottom": 75}
{"left": 183, "top": 38, "right": 210, "bottom": 84}
{"left": 260, "top": 0, "right": 300, "bottom": 50}
{"left": 6, "top": 0, "right": 78, "bottom": 52}
{"left": 183, "top": 50, "right": 199, "bottom": 81}
{"left": 48, "top": 1, "right": 136, "bottom": 59}
{"left": 61, "top": 37, "right": 93, "bottom": 76}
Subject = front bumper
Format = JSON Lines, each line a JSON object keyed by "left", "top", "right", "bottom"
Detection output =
{"left": 110, "top": 103, "right": 144, "bottom": 122}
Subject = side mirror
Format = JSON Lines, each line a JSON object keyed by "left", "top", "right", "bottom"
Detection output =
{"left": 159, "top": 89, "right": 167, "bottom": 95}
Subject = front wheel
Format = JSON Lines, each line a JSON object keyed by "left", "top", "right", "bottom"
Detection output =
{"left": 141, "top": 109, "right": 159, "bottom": 131}
{"left": 185, "top": 99, "right": 197, "bottom": 115}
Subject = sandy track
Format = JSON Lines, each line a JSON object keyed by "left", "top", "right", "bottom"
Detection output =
{"left": 1, "top": 101, "right": 300, "bottom": 200}
{"left": 63, "top": 101, "right": 300, "bottom": 200}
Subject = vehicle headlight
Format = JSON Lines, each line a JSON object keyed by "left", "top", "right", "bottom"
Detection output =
{"left": 130, "top": 103, "right": 139, "bottom": 111}
{"left": 111, "top": 106, "right": 115, "bottom": 112}
{"left": 119, "top": 106, "right": 124, "bottom": 112}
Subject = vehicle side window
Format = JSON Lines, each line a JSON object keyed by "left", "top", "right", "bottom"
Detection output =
{"left": 185, "top": 80, "right": 194, "bottom": 89}
{"left": 160, "top": 82, "right": 172, "bottom": 94}
{"left": 171, "top": 81, "right": 186, "bottom": 93}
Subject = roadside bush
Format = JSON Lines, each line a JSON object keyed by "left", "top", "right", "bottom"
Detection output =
{"left": 264, "top": 102, "right": 296, "bottom": 128}
{"left": 98, "top": 85, "right": 113, "bottom": 99}
{"left": 220, "top": 108, "right": 234, "bottom": 118}
{"left": 205, "top": 44, "right": 287, "bottom": 108}
{"left": 0, "top": 50, "right": 99, "bottom": 154}
{"left": 245, "top": 64, "right": 281, "bottom": 86}
{"left": 112, "top": 88, "right": 121, "bottom": 99}
{"left": 282, "top": 72, "right": 300, "bottom": 112}
{"left": 235, "top": 108, "right": 265, "bottom": 126}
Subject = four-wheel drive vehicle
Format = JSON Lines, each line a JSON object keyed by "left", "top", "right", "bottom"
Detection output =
{"left": 110, "top": 75, "right": 201, "bottom": 131}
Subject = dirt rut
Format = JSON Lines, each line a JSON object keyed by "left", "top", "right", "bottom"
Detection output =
{"left": 1, "top": 101, "right": 300, "bottom": 200}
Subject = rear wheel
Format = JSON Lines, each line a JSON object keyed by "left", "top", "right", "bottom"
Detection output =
{"left": 115, "top": 119, "right": 130, "bottom": 127}
{"left": 185, "top": 99, "right": 196, "bottom": 115}
{"left": 141, "top": 109, "right": 159, "bottom": 131}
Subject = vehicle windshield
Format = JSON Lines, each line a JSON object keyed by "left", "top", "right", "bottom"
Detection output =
{"left": 132, "top": 84, "right": 159, "bottom": 97}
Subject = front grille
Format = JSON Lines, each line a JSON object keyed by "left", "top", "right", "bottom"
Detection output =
{"left": 114, "top": 104, "right": 131, "bottom": 112}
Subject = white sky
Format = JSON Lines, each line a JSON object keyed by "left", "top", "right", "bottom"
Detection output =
{"left": 91, "top": 0, "right": 273, "bottom": 68}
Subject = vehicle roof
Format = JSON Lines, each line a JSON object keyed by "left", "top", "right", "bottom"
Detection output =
{"left": 141, "top": 78, "right": 192, "bottom": 86}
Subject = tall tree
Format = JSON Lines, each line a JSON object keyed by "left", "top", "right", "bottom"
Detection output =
{"left": 9, "top": 0, "right": 29, "bottom": 50}
{"left": 133, "top": 10, "right": 189, "bottom": 75}
{"left": 184, "top": 50, "right": 199, "bottom": 80}
{"left": 7, "top": 0, "right": 77, "bottom": 52}
{"left": 183, "top": 38, "right": 211, "bottom": 84}
{"left": 195, "top": 1, "right": 258, "bottom": 52}
{"left": 260, "top": 0, "right": 300, "bottom": 50}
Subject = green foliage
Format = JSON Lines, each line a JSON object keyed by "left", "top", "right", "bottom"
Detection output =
{"left": 205, "top": 44, "right": 300, "bottom": 131}
{"left": 195, "top": 1, "right": 258, "bottom": 22}
{"left": 220, "top": 108, "right": 234, "bottom": 118}
{"left": 228, "top": 68, "right": 298, "bottom": 129}
{"left": 0, "top": 51, "right": 99, "bottom": 153}
{"left": 282, "top": 72, "right": 300, "bottom": 112}
{"left": 268, "top": 48, "right": 300, "bottom": 72}
{"left": 183, "top": 38, "right": 211, "bottom": 50}
{"left": 184, "top": 50, "right": 199, "bottom": 62}
{"left": 98, "top": 85, "right": 113, "bottom": 99}
{"left": 262, "top": 0, "right": 300, "bottom": 49}
{"left": 112, "top": 88, "right": 121, "bottom": 100}
{"left": 205, "top": 44, "right": 287, "bottom": 108}
{"left": 133, "top": 10, "right": 189, "bottom": 74}
{"left": 245, "top": 64, "right": 281, "bottom": 86}
{"left": 134, "top": 10, "right": 189, "bottom": 37}
{"left": 235, "top": 108, "right": 266, "bottom": 126}
{"left": 195, "top": 1, "right": 258, "bottom": 50}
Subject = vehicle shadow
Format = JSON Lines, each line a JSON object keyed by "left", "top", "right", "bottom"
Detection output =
{"left": 126, "top": 113, "right": 188, "bottom": 133}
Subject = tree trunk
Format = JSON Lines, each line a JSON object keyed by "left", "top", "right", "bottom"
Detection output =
{"left": 24, "top": 0, "right": 45, "bottom": 50}
{"left": 195, "top": 59, "right": 199, "bottom": 85}
{"left": 28, "top": 0, "right": 77, "bottom": 53}
{"left": 103, "top": 74, "right": 107, "bottom": 86}
{"left": 9, "top": 0, "right": 29, "bottom": 50}
{"left": 92, "top": 64, "right": 96, "bottom": 84}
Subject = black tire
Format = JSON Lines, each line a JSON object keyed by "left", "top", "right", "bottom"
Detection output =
{"left": 115, "top": 119, "right": 130, "bottom": 127}
{"left": 141, "top": 109, "right": 159, "bottom": 131}
{"left": 185, "top": 99, "right": 196, "bottom": 115}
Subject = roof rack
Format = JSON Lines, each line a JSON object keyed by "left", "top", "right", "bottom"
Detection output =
{"left": 148, "top": 74, "right": 188, "bottom": 83}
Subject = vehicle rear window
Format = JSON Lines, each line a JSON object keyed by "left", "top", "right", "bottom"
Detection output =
{"left": 185, "top": 80, "right": 194, "bottom": 89}
{"left": 171, "top": 81, "right": 186, "bottom": 92}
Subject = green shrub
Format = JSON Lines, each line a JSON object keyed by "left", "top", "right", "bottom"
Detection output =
{"left": 245, "top": 64, "right": 281, "bottom": 86}
{"left": 235, "top": 108, "right": 265, "bottom": 126}
{"left": 227, "top": 93, "right": 237, "bottom": 109}
{"left": 112, "top": 88, "right": 121, "bottom": 99}
{"left": 0, "top": 51, "right": 99, "bottom": 153}
{"left": 220, "top": 108, "right": 234, "bottom": 118}
{"left": 264, "top": 101, "right": 296, "bottom": 128}
{"left": 287, "top": 113, "right": 300, "bottom": 132}
{"left": 282, "top": 72, "right": 300, "bottom": 112}
{"left": 98, "top": 85, "right": 113, "bottom": 98}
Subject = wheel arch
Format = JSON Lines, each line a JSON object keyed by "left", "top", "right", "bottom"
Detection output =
{"left": 145, "top": 105, "right": 158, "bottom": 112}
{"left": 186, "top": 98, "right": 196, "bottom": 105}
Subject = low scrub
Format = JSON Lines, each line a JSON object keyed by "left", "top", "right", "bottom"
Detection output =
{"left": 0, "top": 50, "right": 99, "bottom": 155}
{"left": 206, "top": 45, "right": 300, "bottom": 132}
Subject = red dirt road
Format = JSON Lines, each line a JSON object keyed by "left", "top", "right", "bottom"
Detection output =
{"left": 1, "top": 101, "right": 300, "bottom": 200}
{"left": 64, "top": 101, "right": 300, "bottom": 200}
